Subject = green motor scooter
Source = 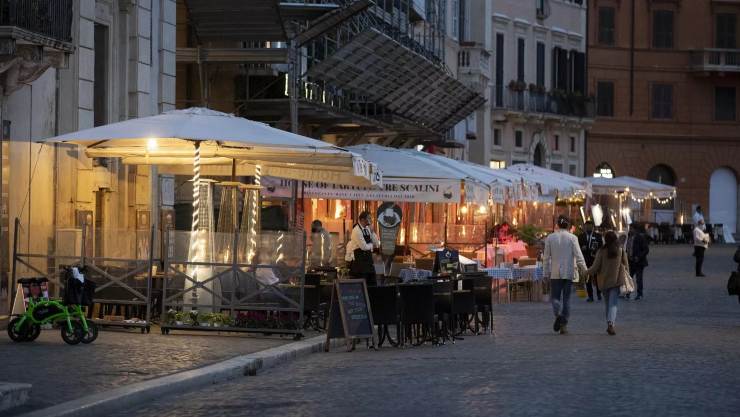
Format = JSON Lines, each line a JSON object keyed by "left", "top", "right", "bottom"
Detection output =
{"left": 7, "top": 274, "right": 98, "bottom": 345}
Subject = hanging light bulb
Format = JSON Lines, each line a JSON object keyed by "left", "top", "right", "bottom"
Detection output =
{"left": 147, "top": 138, "right": 158, "bottom": 152}
{"left": 460, "top": 205, "right": 469, "bottom": 215}
{"left": 478, "top": 205, "right": 487, "bottom": 214}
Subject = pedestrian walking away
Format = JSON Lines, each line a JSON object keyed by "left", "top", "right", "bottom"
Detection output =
{"left": 345, "top": 211, "right": 380, "bottom": 286}
{"left": 693, "top": 219, "right": 710, "bottom": 277}
{"left": 543, "top": 215, "right": 587, "bottom": 334}
{"left": 626, "top": 223, "right": 649, "bottom": 300}
{"left": 587, "top": 231, "right": 629, "bottom": 335}
{"left": 578, "top": 220, "right": 603, "bottom": 302}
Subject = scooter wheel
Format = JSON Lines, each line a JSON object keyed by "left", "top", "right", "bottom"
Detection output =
{"left": 7, "top": 317, "right": 30, "bottom": 342}
{"left": 26, "top": 324, "right": 41, "bottom": 342}
{"left": 81, "top": 322, "right": 99, "bottom": 344}
{"left": 61, "top": 321, "right": 83, "bottom": 345}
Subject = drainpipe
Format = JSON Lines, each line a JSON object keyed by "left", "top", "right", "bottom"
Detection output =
{"left": 53, "top": 69, "right": 60, "bottom": 241}
{"left": 629, "top": 0, "right": 635, "bottom": 116}
{"left": 584, "top": 1, "right": 589, "bottom": 177}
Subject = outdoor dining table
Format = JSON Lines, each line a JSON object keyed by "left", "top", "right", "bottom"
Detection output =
{"left": 481, "top": 265, "right": 545, "bottom": 303}
{"left": 398, "top": 268, "right": 433, "bottom": 283}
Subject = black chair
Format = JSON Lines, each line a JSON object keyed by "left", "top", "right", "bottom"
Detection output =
{"left": 399, "top": 283, "right": 435, "bottom": 346}
{"left": 433, "top": 279, "right": 454, "bottom": 344}
{"left": 302, "top": 274, "right": 322, "bottom": 331}
{"left": 469, "top": 275, "right": 494, "bottom": 334}
{"left": 681, "top": 225, "right": 693, "bottom": 244}
{"left": 368, "top": 285, "right": 400, "bottom": 347}
{"left": 453, "top": 278, "right": 477, "bottom": 336}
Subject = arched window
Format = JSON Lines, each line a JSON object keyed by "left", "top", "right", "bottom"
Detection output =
{"left": 593, "top": 162, "right": 614, "bottom": 178}
{"left": 647, "top": 164, "right": 676, "bottom": 186}
{"left": 647, "top": 164, "right": 676, "bottom": 210}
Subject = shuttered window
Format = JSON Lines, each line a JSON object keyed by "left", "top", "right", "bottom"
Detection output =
{"left": 596, "top": 81, "right": 614, "bottom": 117}
{"left": 651, "top": 84, "right": 673, "bottom": 119}
{"left": 653, "top": 10, "right": 674, "bottom": 49}
{"left": 716, "top": 14, "right": 737, "bottom": 49}
{"left": 536, "top": 42, "right": 545, "bottom": 87}
{"left": 715, "top": 87, "right": 737, "bottom": 121}
{"left": 598, "top": 7, "right": 615, "bottom": 45}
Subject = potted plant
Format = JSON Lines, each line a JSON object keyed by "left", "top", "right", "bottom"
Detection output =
{"left": 508, "top": 80, "right": 526, "bottom": 92}
{"left": 200, "top": 312, "right": 212, "bottom": 327}
{"left": 188, "top": 310, "right": 200, "bottom": 326}
{"left": 174, "top": 311, "right": 187, "bottom": 326}
{"left": 514, "top": 224, "right": 547, "bottom": 259}
{"left": 166, "top": 309, "right": 177, "bottom": 325}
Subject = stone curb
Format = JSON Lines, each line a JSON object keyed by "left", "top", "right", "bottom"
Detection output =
{"left": 0, "top": 382, "right": 32, "bottom": 412}
{"left": 18, "top": 335, "right": 332, "bottom": 417}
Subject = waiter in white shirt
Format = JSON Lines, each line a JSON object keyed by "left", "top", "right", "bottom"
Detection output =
{"left": 693, "top": 206, "right": 705, "bottom": 226}
{"left": 345, "top": 211, "right": 380, "bottom": 286}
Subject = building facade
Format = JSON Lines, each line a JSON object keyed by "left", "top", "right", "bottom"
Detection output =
{"left": 587, "top": 0, "right": 740, "bottom": 234}
{"left": 1, "top": 0, "right": 177, "bottom": 309}
{"left": 467, "top": 0, "right": 592, "bottom": 176}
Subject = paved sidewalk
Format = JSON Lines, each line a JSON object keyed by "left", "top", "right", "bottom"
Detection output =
{"left": 111, "top": 245, "right": 740, "bottom": 417}
{"left": 1, "top": 328, "right": 295, "bottom": 415}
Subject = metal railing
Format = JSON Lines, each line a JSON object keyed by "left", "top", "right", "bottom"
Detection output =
{"left": 0, "top": 0, "right": 73, "bottom": 43}
{"left": 304, "top": 0, "right": 446, "bottom": 68}
{"left": 689, "top": 48, "right": 740, "bottom": 72}
{"left": 458, "top": 46, "right": 491, "bottom": 74}
{"left": 492, "top": 85, "right": 595, "bottom": 119}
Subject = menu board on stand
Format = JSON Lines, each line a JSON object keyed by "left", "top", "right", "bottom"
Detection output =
{"left": 325, "top": 279, "right": 376, "bottom": 351}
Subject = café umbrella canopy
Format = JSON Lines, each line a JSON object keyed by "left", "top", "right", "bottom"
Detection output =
{"left": 345, "top": 144, "right": 490, "bottom": 204}
{"left": 506, "top": 163, "right": 591, "bottom": 199}
{"left": 39, "top": 107, "right": 380, "bottom": 187}
{"left": 588, "top": 176, "right": 676, "bottom": 200}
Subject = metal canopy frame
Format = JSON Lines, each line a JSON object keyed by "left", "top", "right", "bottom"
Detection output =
{"left": 184, "top": 0, "right": 287, "bottom": 42}
{"left": 307, "top": 28, "right": 485, "bottom": 132}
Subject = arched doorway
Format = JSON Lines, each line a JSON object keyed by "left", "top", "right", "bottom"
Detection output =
{"left": 593, "top": 162, "right": 614, "bottom": 178}
{"left": 709, "top": 168, "right": 738, "bottom": 234}
{"left": 533, "top": 143, "right": 545, "bottom": 167}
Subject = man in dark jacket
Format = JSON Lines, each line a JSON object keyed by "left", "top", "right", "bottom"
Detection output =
{"left": 578, "top": 221, "right": 603, "bottom": 302}
{"left": 735, "top": 245, "right": 740, "bottom": 303}
{"left": 626, "top": 223, "right": 649, "bottom": 301}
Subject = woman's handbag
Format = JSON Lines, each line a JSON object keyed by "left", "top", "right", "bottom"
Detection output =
{"left": 619, "top": 257, "right": 635, "bottom": 295}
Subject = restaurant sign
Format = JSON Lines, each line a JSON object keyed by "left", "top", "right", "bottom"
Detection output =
{"left": 377, "top": 202, "right": 402, "bottom": 256}
{"left": 262, "top": 177, "right": 461, "bottom": 203}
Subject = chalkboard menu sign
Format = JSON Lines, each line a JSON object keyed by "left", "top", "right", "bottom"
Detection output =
{"left": 325, "top": 279, "right": 376, "bottom": 351}
{"left": 433, "top": 248, "right": 460, "bottom": 275}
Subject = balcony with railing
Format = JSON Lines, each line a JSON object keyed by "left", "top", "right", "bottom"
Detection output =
{"left": 458, "top": 46, "right": 491, "bottom": 76}
{"left": 492, "top": 84, "right": 595, "bottom": 120}
{"left": 690, "top": 49, "right": 740, "bottom": 73}
{"left": 0, "top": 0, "right": 73, "bottom": 50}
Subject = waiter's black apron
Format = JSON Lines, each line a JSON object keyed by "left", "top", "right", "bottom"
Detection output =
{"left": 350, "top": 224, "right": 375, "bottom": 276}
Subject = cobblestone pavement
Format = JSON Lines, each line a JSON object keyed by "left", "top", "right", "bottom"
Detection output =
{"left": 1, "top": 327, "right": 293, "bottom": 415}
{"left": 111, "top": 245, "right": 740, "bottom": 417}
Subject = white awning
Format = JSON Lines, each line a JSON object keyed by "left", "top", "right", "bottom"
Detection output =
{"left": 39, "top": 107, "right": 379, "bottom": 187}
{"left": 589, "top": 176, "right": 676, "bottom": 199}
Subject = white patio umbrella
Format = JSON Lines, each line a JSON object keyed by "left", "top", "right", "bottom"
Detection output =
{"left": 589, "top": 176, "right": 676, "bottom": 200}
{"left": 506, "top": 163, "right": 591, "bottom": 198}
{"left": 40, "top": 108, "right": 381, "bottom": 310}
{"left": 41, "top": 107, "right": 380, "bottom": 187}
{"left": 345, "top": 144, "right": 490, "bottom": 204}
